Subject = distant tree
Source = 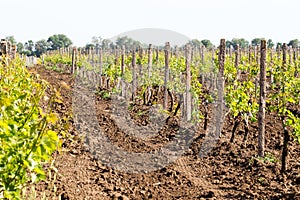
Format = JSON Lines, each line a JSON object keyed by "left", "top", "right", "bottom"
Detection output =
{"left": 109, "top": 42, "right": 116, "bottom": 49}
{"left": 188, "top": 39, "right": 202, "bottom": 47}
{"left": 85, "top": 43, "right": 95, "bottom": 50}
{"left": 47, "top": 34, "right": 72, "bottom": 50}
{"left": 101, "top": 39, "right": 112, "bottom": 49}
{"left": 115, "top": 36, "right": 128, "bottom": 47}
{"left": 226, "top": 40, "right": 232, "bottom": 48}
{"left": 251, "top": 38, "right": 264, "bottom": 46}
{"left": 16, "top": 42, "right": 24, "bottom": 54}
{"left": 35, "top": 39, "right": 49, "bottom": 57}
{"left": 288, "top": 39, "right": 299, "bottom": 48}
{"left": 225, "top": 38, "right": 249, "bottom": 49}
{"left": 116, "top": 36, "right": 142, "bottom": 49}
{"left": 276, "top": 42, "right": 282, "bottom": 50}
{"left": 91, "top": 36, "right": 102, "bottom": 48}
{"left": 201, "top": 39, "right": 213, "bottom": 48}
{"left": 132, "top": 40, "right": 142, "bottom": 48}
{"left": 23, "top": 40, "right": 35, "bottom": 56}
{"left": 5, "top": 35, "right": 17, "bottom": 45}
{"left": 267, "top": 39, "right": 275, "bottom": 48}
{"left": 230, "top": 38, "right": 249, "bottom": 49}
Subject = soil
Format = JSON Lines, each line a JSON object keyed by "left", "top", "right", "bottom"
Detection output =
{"left": 28, "top": 66, "right": 299, "bottom": 200}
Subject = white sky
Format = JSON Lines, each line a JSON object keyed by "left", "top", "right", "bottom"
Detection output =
{"left": 1, "top": 0, "right": 299, "bottom": 46}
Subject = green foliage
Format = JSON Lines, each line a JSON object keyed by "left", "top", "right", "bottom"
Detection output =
{"left": 85, "top": 43, "right": 95, "bottom": 50}
{"left": 97, "top": 90, "right": 111, "bottom": 100}
{"left": 258, "top": 152, "right": 279, "bottom": 163}
{"left": 251, "top": 38, "right": 265, "bottom": 46}
{"left": 43, "top": 53, "right": 90, "bottom": 71}
{"left": 0, "top": 57, "right": 60, "bottom": 199}
{"left": 287, "top": 112, "right": 300, "bottom": 144}
{"left": 44, "top": 54, "right": 72, "bottom": 66}
{"left": 35, "top": 40, "right": 49, "bottom": 57}
{"left": 267, "top": 39, "right": 274, "bottom": 48}
{"left": 288, "top": 39, "right": 299, "bottom": 48}
{"left": 200, "top": 39, "right": 213, "bottom": 49}
{"left": 115, "top": 36, "right": 144, "bottom": 49}
{"left": 224, "top": 53, "right": 258, "bottom": 124}
{"left": 91, "top": 36, "right": 102, "bottom": 48}
{"left": 16, "top": 43, "right": 24, "bottom": 54}
{"left": 5, "top": 36, "right": 17, "bottom": 45}
{"left": 47, "top": 34, "right": 72, "bottom": 50}
{"left": 101, "top": 39, "right": 113, "bottom": 50}
{"left": 227, "top": 38, "right": 249, "bottom": 49}
{"left": 23, "top": 40, "right": 35, "bottom": 56}
{"left": 268, "top": 53, "right": 300, "bottom": 143}
{"left": 226, "top": 80, "right": 258, "bottom": 122}
{"left": 188, "top": 39, "right": 202, "bottom": 47}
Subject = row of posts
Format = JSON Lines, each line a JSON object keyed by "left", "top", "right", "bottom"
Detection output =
{"left": 64, "top": 42, "right": 226, "bottom": 122}
{"left": 50, "top": 40, "right": 298, "bottom": 125}
{"left": 0, "top": 39, "right": 17, "bottom": 64}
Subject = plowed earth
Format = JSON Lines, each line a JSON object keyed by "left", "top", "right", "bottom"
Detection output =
{"left": 29, "top": 66, "right": 299, "bottom": 200}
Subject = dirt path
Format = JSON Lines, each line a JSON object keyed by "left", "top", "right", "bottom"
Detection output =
{"left": 31, "top": 66, "right": 299, "bottom": 200}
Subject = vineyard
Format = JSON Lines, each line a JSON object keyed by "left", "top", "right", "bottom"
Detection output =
{"left": 0, "top": 38, "right": 299, "bottom": 199}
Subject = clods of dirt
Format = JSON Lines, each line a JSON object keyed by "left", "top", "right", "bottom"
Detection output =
{"left": 29, "top": 66, "right": 299, "bottom": 200}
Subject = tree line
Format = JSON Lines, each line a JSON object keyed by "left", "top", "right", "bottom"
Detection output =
{"left": 4, "top": 34, "right": 300, "bottom": 57}
{"left": 189, "top": 38, "right": 299, "bottom": 50}
{"left": 5, "top": 34, "right": 72, "bottom": 57}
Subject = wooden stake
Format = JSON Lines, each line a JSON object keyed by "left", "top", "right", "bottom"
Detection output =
{"left": 258, "top": 40, "right": 267, "bottom": 157}
{"left": 163, "top": 42, "right": 170, "bottom": 110}
{"left": 71, "top": 47, "right": 76, "bottom": 74}
{"left": 281, "top": 43, "right": 289, "bottom": 173}
{"left": 132, "top": 48, "right": 137, "bottom": 101}
{"left": 121, "top": 45, "right": 126, "bottom": 97}
{"left": 235, "top": 44, "right": 240, "bottom": 81}
{"left": 185, "top": 44, "right": 192, "bottom": 121}
{"left": 146, "top": 44, "right": 153, "bottom": 104}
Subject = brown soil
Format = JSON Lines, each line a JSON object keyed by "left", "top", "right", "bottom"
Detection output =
{"left": 29, "top": 66, "right": 299, "bottom": 200}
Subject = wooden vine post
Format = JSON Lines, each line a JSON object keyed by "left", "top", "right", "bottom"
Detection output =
{"left": 91, "top": 47, "right": 95, "bottom": 70}
{"left": 138, "top": 47, "right": 143, "bottom": 87}
{"left": 0, "top": 39, "right": 9, "bottom": 65}
{"left": 185, "top": 44, "right": 192, "bottom": 121}
{"left": 218, "top": 39, "right": 225, "bottom": 78}
{"left": 293, "top": 48, "right": 298, "bottom": 77}
{"left": 281, "top": 43, "right": 289, "bottom": 173}
{"left": 293, "top": 47, "right": 297, "bottom": 63}
{"left": 256, "top": 45, "right": 260, "bottom": 66}
{"left": 155, "top": 48, "right": 159, "bottom": 63}
{"left": 258, "top": 40, "right": 267, "bottom": 157}
{"left": 71, "top": 47, "right": 77, "bottom": 74}
{"left": 174, "top": 45, "right": 178, "bottom": 58}
{"left": 277, "top": 45, "right": 281, "bottom": 60}
{"left": 288, "top": 46, "right": 292, "bottom": 65}
{"left": 211, "top": 47, "right": 216, "bottom": 91}
{"left": 269, "top": 48, "right": 274, "bottom": 84}
{"left": 114, "top": 46, "right": 119, "bottom": 66}
{"left": 217, "top": 39, "right": 225, "bottom": 136}
{"left": 228, "top": 46, "right": 232, "bottom": 59}
{"left": 121, "top": 45, "right": 126, "bottom": 97}
{"left": 78, "top": 48, "right": 81, "bottom": 61}
{"left": 248, "top": 45, "right": 252, "bottom": 63}
{"left": 87, "top": 47, "right": 91, "bottom": 62}
{"left": 99, "top": 47, "right": 103, "bottom": 86}
{"left": 235, "top": 44, "right": 240, "bottom": 81}
{"left": 11, "top": 45, "right": 16, "bottom": 59}
{"left": 163, "top": 42, "right": 170, "bottom": 110}
{"left": 146, "top": 44, "right": 153, "bottom": 104}
{"left": 200, "top": 45, "right": 205, "bottom": 84}
{"left": 132, "top": 48, "right": 137, "bottom": 101}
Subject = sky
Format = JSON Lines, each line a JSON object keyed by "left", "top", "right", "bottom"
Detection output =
{"left": 1, "top": 0, "right": 299, "bottom": 47}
